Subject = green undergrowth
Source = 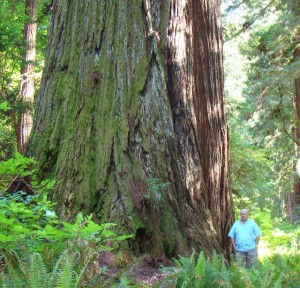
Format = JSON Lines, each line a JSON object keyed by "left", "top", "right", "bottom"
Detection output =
{"left": 1, "top": 154, "right": 299, "bottom": 287}
{"left": 153, "top": 250, "right": 300, "bottom": 288}
{"left": 0, "top": 154, "right": 134, "bottom": 287}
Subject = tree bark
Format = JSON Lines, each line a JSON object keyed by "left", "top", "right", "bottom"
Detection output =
{"left": 285, "top": 0, "right": 300, "bottom": 222}
{"left": 20, "top": 0, "right": 37, "bottom": 153}
{"left": 287, "top": 79, "right": 300, "bottom": 221}
{"left": 30, "top": 0, "right": 233, "bottom": 258}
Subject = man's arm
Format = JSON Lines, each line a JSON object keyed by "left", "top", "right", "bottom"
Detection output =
{"left": 252, "top": 221, "right": 262, "bottom": 247}
{"left": 230, "top": 237, "right": 236, "bottom": 250}
{"left": 255, "top": 236, "right": 260, "bottom": 247}
{"left": 228, "top": 223, "right": 236, "bottom": 250}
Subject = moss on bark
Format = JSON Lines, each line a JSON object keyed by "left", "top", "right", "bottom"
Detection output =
{"left": 30, "top": 0, "right": 233, "bottom": 258}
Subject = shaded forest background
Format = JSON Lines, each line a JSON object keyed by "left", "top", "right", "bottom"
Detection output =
{"left": 223, "top": 0, "right": 300, "bottom": 223}
{"left": 0, "top": 0, "right": 299, "bottom": 287}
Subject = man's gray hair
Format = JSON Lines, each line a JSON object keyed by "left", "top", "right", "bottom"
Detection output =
{"left": 240, "top": 209, "right": 249, "bottom": 214}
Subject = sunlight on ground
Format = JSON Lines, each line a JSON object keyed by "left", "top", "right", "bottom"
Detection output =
{"left": 259, "top": 238, "right": 299, "bottom": 260}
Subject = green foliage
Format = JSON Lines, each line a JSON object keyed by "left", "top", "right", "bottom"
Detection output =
{"left": 0, "top": 118, "right": 16, "bottom": 161}
{"left": 0, "top": 152, "right": 39, "bottom": 185}
{"left": 0, "top": 154, "right": 134, "bottom": 263}
{"left": 253, "top": 210, "right": 300, "bottom": 252}
{"left": 230, "top": 129, "right": 279, "bottom": 214}
{"left": 159, "top": 250, "right": 300, "bottom": 288}
{"left": 143, "top": 178, "right": 170, "bottom": 208}
{"left": 269, "top": 254, "right": 300, "bottom": 287}
{"left": 0, "top": 190, "right": 55, "bottom": 250}
{"left": 0, "top": 153, "right": 58, "bottom": 252}
{"left": 158, "top": 250, "right": 230, "bottom": 288}
{"left": 0, "top": 249, "right": 95, "bottom": 288}
{"left": 0, "top": 0, "right": 51, "bottom": 158}
{"left": 113, "top": 276, "right": 140, "bottom": 288}
{"left": 0, "top": 154, "right": 135, "bottom": 287}
{"left": 223, "top": 0, "right": 300, "bottom": 221}
{"left": 0, "top": 216, "right": 135, "bottom": 287}
{"left": 0, "top": 102, "right": 11, "bottom": 112}
{"left": 0, "top": 192, "right": 134, "bottom": 260}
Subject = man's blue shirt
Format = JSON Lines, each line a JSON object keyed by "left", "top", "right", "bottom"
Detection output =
{"left": 228, "top": 219, "right": 262, "bottom": 252}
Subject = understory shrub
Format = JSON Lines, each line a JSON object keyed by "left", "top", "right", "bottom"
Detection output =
{"left": 0, "top": 249, "right": 96, "bottom": 288}
{"left": 0, "top": 154, "right": 135, "bottom": 287}
{"left": 156, "top": 250, "right": 300, "bottom": 288}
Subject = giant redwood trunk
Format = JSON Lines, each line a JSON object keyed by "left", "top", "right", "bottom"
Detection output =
{"left": 30, "top": 0, "right": 233, "bottom": 257}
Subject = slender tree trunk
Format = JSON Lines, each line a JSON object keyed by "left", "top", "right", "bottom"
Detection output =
{"left": 289, "top": 79, "right": 300, "bottom": 221}
{"left": 285, "top": 0, "right": 300, "bottom": 221}
{"left": 20, "top": 0, "right": 37, "bottom": 153}
{"left": 31, "top": 0, "right": 233, "bottom": 258}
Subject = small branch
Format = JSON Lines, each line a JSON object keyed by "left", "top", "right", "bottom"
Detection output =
{"left": 6, "top": 173, "right": 36, "bottom": 195}
{"left": 282, "top": 125, "right": 300, "bottom": 146}
{"left": 225, "top": 1, "right": 273, "bottom": 42}
{"left": 6, "top": 173, "right": 21, "bottom": 191}
{"left": 0, "top": 88, "right": 8, "bottom": 102}
{"left": 36, "top": 0, "right": 53, "bottom": 23}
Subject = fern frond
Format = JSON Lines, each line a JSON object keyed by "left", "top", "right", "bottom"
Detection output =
{"left": 55, "top": 251, "right": 77, "bottom": 288}
{"left": 74, "top": 249, "right": 97, "bottom": 287}
{"left": 48, "top": 251, "right": 65, "bottom": 287}
{"left": 173, "top": 251, "right": 196, "bottom": 287}
{"left": 193, "top": 250, "right": 206, "bottom": 287}
{"left": 228, "top": 262, "right": 249, "bottom": 288}
{"left": 194, "top": 251, "right": 206, "bottom": 276}
{"left": 27, "top": 252, "right": 48, "bottom": 288}
{"left": 2, "top": 252, "right": 25, "bottom": 288}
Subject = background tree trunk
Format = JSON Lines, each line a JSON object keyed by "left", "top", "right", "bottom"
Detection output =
{"left": 31, "top": 0, "right": 233, "bottom": 258}
{"left": 293, "top": 1, "right": 300, "bottom": 220}
{"left": 20, "top": 0, "right": 37, "bottom": 153}
{"left": 288, "top": 80, "right": 300, "bottom": 221}
{"left": 285, "top": 1, "right": 300, "bottom": 222}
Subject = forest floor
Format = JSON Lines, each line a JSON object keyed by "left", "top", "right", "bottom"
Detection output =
{"left": 98, "top": 251, "right": 175, "bottom": 287}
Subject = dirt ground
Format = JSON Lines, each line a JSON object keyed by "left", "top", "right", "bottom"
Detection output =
{"left": 98, "top": 251, "right": 176, "bottom": 287}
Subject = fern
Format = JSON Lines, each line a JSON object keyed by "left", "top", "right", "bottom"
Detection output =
{"left": 74, "top": 249, "right": 97, "bottom": 287}
{"left": 2, "top": 251, "right": 25, "bottom": 288}
{"left": 27, "top": 253, "right": 48, "bottom": 288}
{"left": 173, "top": 251, "right": 196, "bottom": 287}
{"left": 210, "top": 251, "right": 231, "bottom": 287}
{"left": 193, "top": 250, "right": 206, "bottom": 287}
{"left": 1, "top": 249, "right": 95, "bottom": 288}
{"left": 228, "top": 262, "right": 251, "bottom": 288}
{"left": 56, "top": 251, "right": 77, "bottom": 287}
{"left": 47, "top": 252, "right": 65, "bottom": 287}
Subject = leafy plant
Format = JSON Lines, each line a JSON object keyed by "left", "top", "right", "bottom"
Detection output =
{"left": 143, "top": 178, "right": 170, "bottom": 208}
{"left": 0, "top": 154, "right": 134, "bottom": 264}
{"left": 158, "top": 250, "right": 300, "bottom": 288}
{"left": 0, "top": 249, "right": 95, "bottom": 288}
{"left": 0, "top": 154, "right": 58, "bottom": 254}
{"left": 0, "top": 152, "right": 56, "bottom": 194}
{"left": 0, "top": 0, "right": 51, "bottom": 156}
{"left": 0, "top": 190, "right": 57, "bottom": 251}
{"left": 158, "top": 250, "right": 230, "bottom": 288}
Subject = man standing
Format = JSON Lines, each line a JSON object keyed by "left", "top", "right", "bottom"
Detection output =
{"left": 228, "top": 209, "right": 262, "bottom": 268}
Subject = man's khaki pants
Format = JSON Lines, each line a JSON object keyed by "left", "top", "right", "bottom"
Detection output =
{"left": 235, "top": 248, "right": 258, "bottom": 268}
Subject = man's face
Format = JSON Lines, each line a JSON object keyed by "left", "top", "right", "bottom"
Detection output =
{"left": 240, "top": 211, "right": 249, "bottom": 222}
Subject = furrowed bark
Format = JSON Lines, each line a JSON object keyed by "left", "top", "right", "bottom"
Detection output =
{"left": 31, "top": 0, "right": 233, "bottom": 258}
